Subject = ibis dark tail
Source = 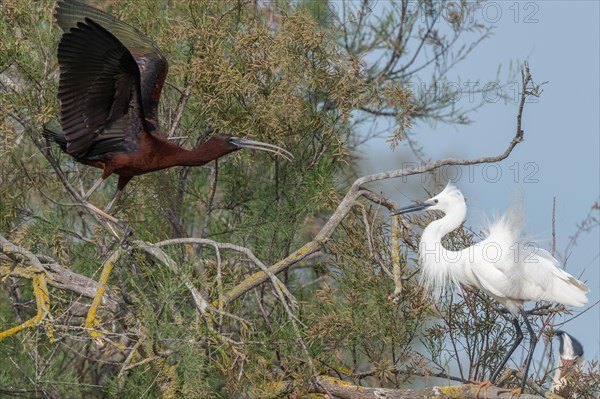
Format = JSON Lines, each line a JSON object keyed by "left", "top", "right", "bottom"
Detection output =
{"left": 42, "top": 127, "right": 68, "bottom": 153}
{"left": 42, "top": 126, "right": 120, "bottom": 224}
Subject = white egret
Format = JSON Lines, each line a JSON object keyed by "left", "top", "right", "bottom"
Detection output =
{"left": 393, "top": 182, "right": 589, "bottom": 393}
{"left": 551, "top": 330, "right": 584, "bottom": 394}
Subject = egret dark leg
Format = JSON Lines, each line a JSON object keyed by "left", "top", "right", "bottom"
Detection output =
{"left": 519, "top": 308, "right": 538, "bottom": 391}
{"left": 490, "top": 317, "right": 523, "bottom": 384}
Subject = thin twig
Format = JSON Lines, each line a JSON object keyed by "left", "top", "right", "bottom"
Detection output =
{"left": 218, "top": 64, "right": 534, "bottom": 307}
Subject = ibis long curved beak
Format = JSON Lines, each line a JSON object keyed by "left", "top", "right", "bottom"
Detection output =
{"left": 235, "top": 139, "right": 294, "bottom": 162}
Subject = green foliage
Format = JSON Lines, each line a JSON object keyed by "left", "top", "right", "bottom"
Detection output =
{"left": 2, "top": 1, "right": 569, "bottom": 398}
{"left": 306, "top": 214, "right": 427, "bottom": 387}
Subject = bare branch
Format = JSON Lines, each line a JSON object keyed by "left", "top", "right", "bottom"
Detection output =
{"left": 0, "top": 235, "right": 121, "bottom": 313}
{"left": 218, "top": 64, "right": 533, "bottom": 307}
{"left": 262, "top": 376, "right": 554, "bottom": 399}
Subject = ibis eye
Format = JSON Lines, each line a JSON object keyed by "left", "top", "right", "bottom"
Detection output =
{"left": 228, "top": 137, "right": 241, "bottom": 148}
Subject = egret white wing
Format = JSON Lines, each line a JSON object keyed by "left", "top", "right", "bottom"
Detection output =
{"left": 518, "top": 247, "right": 588, "bottom": 306}
{"left": 465, "top": 213, "right": 523, "bottom": 300}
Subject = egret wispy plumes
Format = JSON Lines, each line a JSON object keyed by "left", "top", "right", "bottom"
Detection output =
{"left": 393, "top": 182, "right": 589, "bottom": 393}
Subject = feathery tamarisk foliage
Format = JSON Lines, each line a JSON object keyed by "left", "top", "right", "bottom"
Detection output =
{"left": 1, "top": 1, "right": 597, "bottom": 398}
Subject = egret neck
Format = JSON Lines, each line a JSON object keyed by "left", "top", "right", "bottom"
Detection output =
{"left": 419, "top": 197, "right": 468, "bottom": 295}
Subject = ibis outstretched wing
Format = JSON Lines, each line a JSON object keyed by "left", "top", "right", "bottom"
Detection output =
{"left": 55, "top": 0, "right": 168, "bottom": 159}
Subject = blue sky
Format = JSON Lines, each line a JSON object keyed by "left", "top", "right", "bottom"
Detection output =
{"left": 358, "top": 0, "right": 600, "bottom": 367}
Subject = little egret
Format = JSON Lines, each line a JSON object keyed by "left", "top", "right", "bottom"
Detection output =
{"left": 551, "top": 330, "right": 584, "bottom": 394}
{"left": 393, "top": 182, "right": 589, "bottom": 393}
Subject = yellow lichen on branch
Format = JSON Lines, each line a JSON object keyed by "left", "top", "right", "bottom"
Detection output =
{"left": 84, "top": 249, "right": 123, "bottom": 340}
{"left": 0, "top": 273, "right": 53, "bottom": 342}
{"left": 154, "top": 356, "right": 179, "bottom": 399}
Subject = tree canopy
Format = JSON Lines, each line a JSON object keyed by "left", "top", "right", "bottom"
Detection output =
{"left": 1, "top": 1, "right": 597, "bottom": 398}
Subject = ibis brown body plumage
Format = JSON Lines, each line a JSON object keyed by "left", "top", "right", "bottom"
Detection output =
{"left": 44, "top": 0, "right": 292, "bottom": 221}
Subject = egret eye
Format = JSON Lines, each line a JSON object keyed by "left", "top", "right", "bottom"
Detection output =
{"left": 434, "top": 199, "right": 439, "bottom": 204}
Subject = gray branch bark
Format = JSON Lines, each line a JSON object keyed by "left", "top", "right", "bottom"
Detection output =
{"left": 310, "top": 377, "right": 559, "bottom": 399}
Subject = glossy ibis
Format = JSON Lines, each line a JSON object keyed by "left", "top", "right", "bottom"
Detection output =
{"left": 393, "top": 182, "right": 588, "bottom": 395}
{"left": 44, "top": 0, "right": 292, "bottom": 222}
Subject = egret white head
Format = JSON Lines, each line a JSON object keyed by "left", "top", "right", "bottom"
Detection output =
{"left": 392, "top": 182, "right": 469, "bottom": 297}
{"left": 393, "top": 181, "right": 466, "bottom": 216}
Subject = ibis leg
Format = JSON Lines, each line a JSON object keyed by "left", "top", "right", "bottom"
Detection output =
{"left": 104, "top": 175, "right": 132, "bottom": 213}
{"left": 79, "top": 178, "right": 120, "bottom": 223}
{"left": 82, "top": 177, "right": 104, "bottom": 200}
{"left": 490, "top": 317, "right": 523, "bottom": 384}
{"left": 519, "top": 308, "right": 538, "bottom": 391}
{"left": 104, "top": 189, "right": 123, "bottom": 213}
{"left": 84, "top": 203, "right": 119, "bottom": 224}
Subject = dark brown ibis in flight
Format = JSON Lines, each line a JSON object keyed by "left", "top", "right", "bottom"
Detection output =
{"left": 44, "top": 0, "right": 292, "bottom": 223}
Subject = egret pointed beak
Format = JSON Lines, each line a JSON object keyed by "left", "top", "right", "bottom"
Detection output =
{"left": 235, "top": 139, "right": 294, "bottom": 162}
{"left": 392, "top": 203, "right": 428, "bottom": 215}
{"left": 392, "top": 199, "right": 435, "bottom": 215}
